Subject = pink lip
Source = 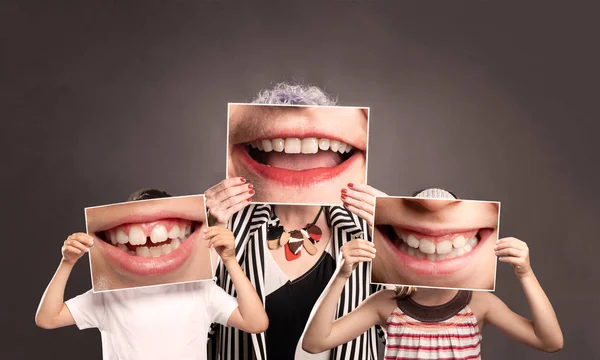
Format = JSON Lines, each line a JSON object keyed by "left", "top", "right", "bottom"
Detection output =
{"left": 380, "top": 227, "right": 493, "bottom": 277}
{"left": 95, "top": 230, "right": 198, "bottom": 276}
{"left": 233, "top": 144, "right": 362, "bottom": 187}
{"left": 94, "top": 210, "right": 201, "bottom": 233}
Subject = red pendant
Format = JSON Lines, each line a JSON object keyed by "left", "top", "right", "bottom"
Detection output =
{"left": 285, "top": 243, "right": 301, "bottom": 261}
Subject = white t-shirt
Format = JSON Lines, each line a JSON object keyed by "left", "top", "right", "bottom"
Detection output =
{"left": 65, "top": 280, "right": 238, "bottom": 360}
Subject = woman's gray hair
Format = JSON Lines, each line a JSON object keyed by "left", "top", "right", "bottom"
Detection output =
{"left": 252, "top": 82, "right": 338, "bottom": 106}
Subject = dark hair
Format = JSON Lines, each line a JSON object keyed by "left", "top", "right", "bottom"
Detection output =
{"left": 411, "top": 188, "right": 459, "bottom": 199}
{"left": 127, "top": 188, "right": 172, "bottom": 201}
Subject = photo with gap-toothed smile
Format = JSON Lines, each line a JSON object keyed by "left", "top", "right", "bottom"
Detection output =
{"left": 85, "top": 195, "right": 212, "bottom": 292}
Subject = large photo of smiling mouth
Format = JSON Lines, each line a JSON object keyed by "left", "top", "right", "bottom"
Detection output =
{"left": 95, "top": 218, "right": 201, "bottom": 276}
{"left": 234, "top": 136, "right": 363, "bottom": 185}
{"left": 377, "top": 225, "right": 495, "bottom": 277}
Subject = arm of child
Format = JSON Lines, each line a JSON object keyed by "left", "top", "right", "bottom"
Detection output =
{"left": 484, "top": 237, "right": 563, "bottom": 352}
{"left": 203, "top": 226, "right": 268, "bottom": 334}
{"left": 35, "top": 233, "right": 94, "bottom": 329}
{"left": 302, "top": 239, "right": 381, "bottom": 354}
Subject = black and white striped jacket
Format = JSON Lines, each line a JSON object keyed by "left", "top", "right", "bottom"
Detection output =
{"left": 207, "top": 203, "right": 383, "bottom": 360}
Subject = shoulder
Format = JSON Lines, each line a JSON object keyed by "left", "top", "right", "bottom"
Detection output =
{"left": 365, "top": 290, "right": 398, "bottom": 321}
{"left": 469, "top": 291, "right": 503, "bottom": 322}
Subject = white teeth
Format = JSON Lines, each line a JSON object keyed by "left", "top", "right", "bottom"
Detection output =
{"left": 150, "top": 225, "right": 168, "bottom": 244}
{"left": 453, "top": 236, "right": 466, "bottom": 249}
{"left": 436, "top": 240, "right": 453, "bottom": 254}
{"left": 149, "top": 246, "right": 162, "bottom": 257}
{"left": 272, "top": 138, "right": 285, "bottom": 152}
{"left": 419, "top": 239, "right": 436, "bottom": 254}
{"left": 128, "top": 226, "right": 146, "bottom": 245}
{"left": 168, "top": 225, "right": 180, "bottom": 239}
{"left": 160, "top": 244, "right": 172, "bottom": 255}
{"left": 116, "top": 230, "right": 128, "bottom": 244}
{"left": 109, "top": 232, "right": 118, "bottom": 245}
{"left": 329, "top": 140, "right": 340, "bottom": 152}
{"left": 284, "top": 138, "right": 302, "bottom": 154}
{"left": 407, "top": 235, "right": 420, "bottom": 248}
{"left": 261, "top": 139, "right": 273, "bottom": 152}
{"left": 184, "top": 225, "right": 192, "bottom": 236}
{"left": 468, "top": 236, "right": 478, "bottom": 247}
{"left": 136, "top": 246, "right": 150, "bottom": 257}
{"left": 179, "top": 226, "right": 186, "bottom": 239}
{"left": 318, "top": 138, "right": 330, "bottom": 150}
{"left": 301, "top": 138, "right": 319, "bottom": 154}
{"left": 171, "top": 238, "right": 181, "bottom": 249}
{"left": 250, "top": 137, "right": 353, "bottom": 154}
{"left": 117, "top": 244, "right": 128, "bottom": 252}
{"left": 398, "top": 233, "right": 479, "bottom": 261}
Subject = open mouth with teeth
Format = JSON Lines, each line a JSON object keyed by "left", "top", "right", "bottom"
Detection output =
{"left": 386, "top": 227, "right": 484, "bottom": 261}
{"left": 94, "top": 218, "right": 202, "bottom": 277}
{"left": 247, "top": 137, "right": 354, "bottom": 170}
{"left": 97, "top": 219, "right": 198, "bottom": 258}
{"left": 377, "top": 225, "right": 495, "bottom": 276}
{"left": 234, "top": 136, "right": 363, "bottom": 187}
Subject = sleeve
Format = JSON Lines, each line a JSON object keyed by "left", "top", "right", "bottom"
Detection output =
{"left": 64, "top": 290, "right": 105, "bottom": 330}
{"left": 206, "top": 282, "right": 239, "bottom": 326}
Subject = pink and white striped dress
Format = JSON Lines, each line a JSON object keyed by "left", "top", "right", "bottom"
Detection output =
{"left": 384, "top": 291, "right": 482, "bottom": 360}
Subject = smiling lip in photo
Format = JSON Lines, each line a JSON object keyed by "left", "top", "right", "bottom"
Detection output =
{"left": 233, "top": 132, "right": 364, "bottom": 186}
{"left": 94, "top": 214, "right": 201, "bottom": 277}
{"left": 380, "top": 225, "right": 495, "bottom": 276}
{"left": 228, "top": 105, "right": 368, "bottom": 189}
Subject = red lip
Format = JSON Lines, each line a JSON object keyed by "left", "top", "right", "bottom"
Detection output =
{"left": 95, "top": 230, "right": 198, "bottom": 277}
{"left": 233, "top": 144, "right": 361, "bottom": 187}
{"left": 379, "top": 227, "right": 493, "bottom": 277}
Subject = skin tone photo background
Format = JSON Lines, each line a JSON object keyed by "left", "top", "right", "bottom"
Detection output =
{"left": 2, "top": 1, "right": 598, "bottom": 359}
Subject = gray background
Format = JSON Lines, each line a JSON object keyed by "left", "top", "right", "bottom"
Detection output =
{"left": 2, "top": 0, "right": 598, "bottom": 359}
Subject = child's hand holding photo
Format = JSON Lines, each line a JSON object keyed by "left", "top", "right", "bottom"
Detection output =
{"left": 203, "top": 226, "right": 269, "bottom": 334}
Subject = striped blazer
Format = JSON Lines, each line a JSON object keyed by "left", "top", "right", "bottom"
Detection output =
{"left": 208, "top": 203, "right": 383, "bottom": 360}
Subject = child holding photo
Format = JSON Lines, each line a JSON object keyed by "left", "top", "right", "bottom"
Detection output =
{"left": 302, "top": 186, "right": 563, "bottom": 359}
{"left": 35, "top": 189, "right": 268, "bottom": 360}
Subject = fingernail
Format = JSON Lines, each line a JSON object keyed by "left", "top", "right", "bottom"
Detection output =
{"left": 240, "top": 177, "right": 246, "bottom": 183}
{"left": 202, "top": 228, "right": 208, "bottom": 233}
{"left": 348, "top": 183, "right": 354, "bottom": 188}
{"left": 343, "top": 202, "right": 350, "bottom": 208}
{"left": 249, "top": 189, "right": 255, "bottom": 195}
{"left": 248, "top": 184, "right": 253, "bottom": 189}
{"left": 341, "top": 188, "right": 347, "bottom": 194}
{"left": 247, "top": 198, "right": 252, "bottom": 202}
{"left": 341, "top": 194, "right": 347, "bottom": 200}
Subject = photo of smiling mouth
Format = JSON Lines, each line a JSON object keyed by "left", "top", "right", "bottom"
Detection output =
{"left": 94, "top": 218, "right": 201, "bottom": 276}
{"left": 379, "top": 226, "right": 495, "bottom": 275}
{"left": 234, "top": 136, "right": 363, "bottom": 185}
